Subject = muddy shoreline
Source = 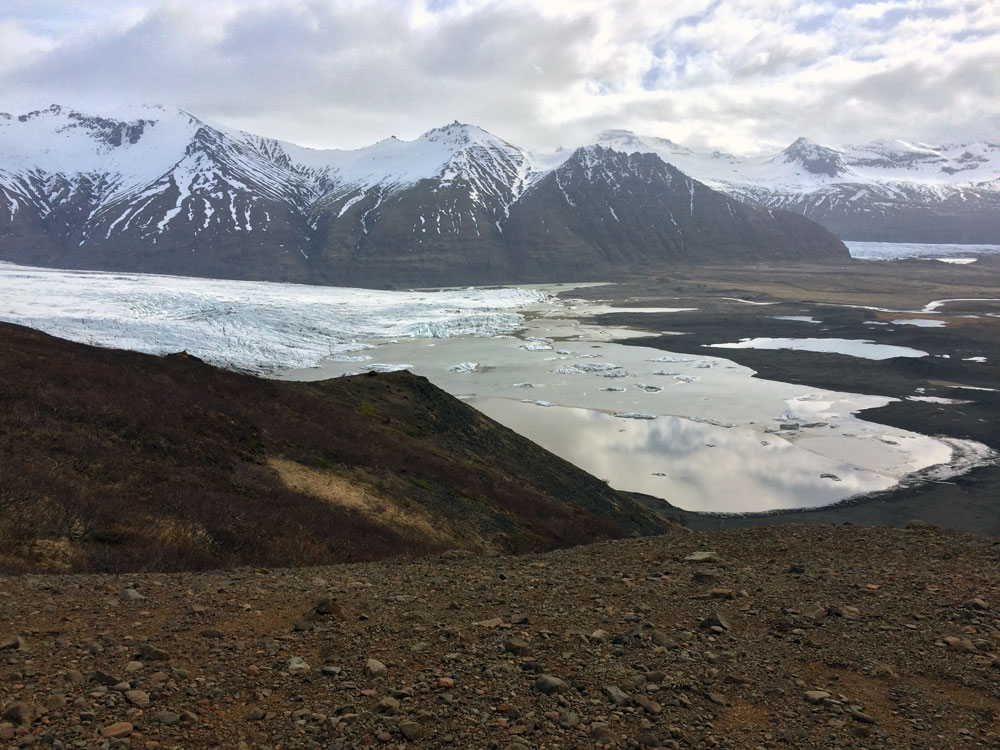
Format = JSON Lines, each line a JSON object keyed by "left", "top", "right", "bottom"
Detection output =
{"left": 563, "top": 259, "right": 1000, "bottom": 536}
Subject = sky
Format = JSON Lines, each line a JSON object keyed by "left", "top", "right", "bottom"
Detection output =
{"left": 1, "top": 0, "right": 997, "bottom": 154}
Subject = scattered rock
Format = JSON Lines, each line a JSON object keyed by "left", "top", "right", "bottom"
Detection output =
{"left": 398, "top": 721, "right": 422, "bottom": 741}
{"left": 288, "top": 656, "right": 310, "bottom": 673}
{"left": 559, "top": 710, "right": 580, "bottom": 729}
{"left": 504, "top": 638, "right": 532, "bottom": 657}
{"left": 154, "top": 711, "right": 181, "bottom": 726}
{"left": 139, "top": 644, "right": 170, "bottom": 661}
{"left": 805, "top": 690, "right": 832, "bottom": 704}
{"left": 590, "top": 724, "right": 622, "bottom": 745}
{"left": 849, "top": 707, "right": 877, "bottom": 724}
{"left": 534, "top": 674, "right": 568, "bottom": 694}
{"left": 699, "top": 612, "right": 731, "bottom": 631}
{"left": 366, "top": 658, "right": 387, "bottom": 676}
{"left": 0, "top": 635, "right": 25, "bottom": 651}
{"left": 2, "top": 702, "right": 37, "bottom": 726}
{"left": 313, "top": 597, "right": 342, "bottom": 616}
{"left": 603, "top": 685, "right": 631, "bottom": 706}
{"left": 590, "top": 629, "right": 611, "bottom": 643}
{"left": 634, "top": 694, "right": 662, "bottom": 715}
{"left": 684, "top": 551, "right": 721, "bottom": 563}
{"left": 943, "top": 636, "right": 977, "bottom": 654}
{"left": 101, "top": 721, "right": 133, "bottom": 739}
{"left": 125, "top": 689, "right": 149, "bottom": 708}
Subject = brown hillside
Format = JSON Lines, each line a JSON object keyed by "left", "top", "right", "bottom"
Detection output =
{"left": 0, "top": 323, "right": 672, "bottom": 574}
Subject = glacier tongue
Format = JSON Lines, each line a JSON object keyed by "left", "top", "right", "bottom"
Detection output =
{"left": 0, "top": 263, "right": 545, "bottom": 374}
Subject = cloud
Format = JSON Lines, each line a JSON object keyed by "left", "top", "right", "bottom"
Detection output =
{"left": 0, "top": 0, "right": 996, "bottom": 153}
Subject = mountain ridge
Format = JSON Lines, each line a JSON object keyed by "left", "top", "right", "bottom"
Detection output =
{"left": 0, "top": 105, "right": 847, "bottom": 286}
{"left": 595, "top": 129, "right": 1000, "bottom": 244}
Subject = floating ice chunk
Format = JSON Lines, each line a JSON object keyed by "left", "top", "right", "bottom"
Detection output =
{"left": 614, "top": 412, "right": 657, "bottom": 420}
{"left": 448, "top": 361, "right": 479, "bottom": 373}
{"left": 520, "top": 341, "right": 553, "bottom": 351}
{"left": 688, "top": 416, "right": 706, "bottom": 423}
{"left": 556, "top": 349, "right": 572, "bottom": 355}
{"left": 579, "top": 353, "right": 603, "bottom": 358}
{"left": 553, "top": 362, "right": 626, "bottom": 376}
{"left": 776, "top": 411, "right": 806, "bottom": 423}
{"left": 534, "top": 400, "right": 555, "bottom": 407}
{"left": 963, "top": 356, "right": 987, "bottom": 362}
{"left": 512, "top": 382, "right": 534, "bottom": 388}
{"left": 705, "top": 442, "right": 717, "bottom": 448}
{"left": 652, "top": 370, "right": 680, "bottom": 376}
{"left": 634, "top": 383, "right": 662, "bottom": 393}
{"left": 601, "top": 387, "right": 625, "bottom": 392}
{"left": 329, "top": 354, "right": 373, "bottom": 363}
{"left": 647, "top": 355, "right": 692, "bottom": 363}
{"left": 795, "top": 393, "right": 823, "bottom": 401}
{"left": 692, "top": 361, "right": 714, "bottom": 369}
{"left": 674, "top": 375, "right": 696, "bottom": 383}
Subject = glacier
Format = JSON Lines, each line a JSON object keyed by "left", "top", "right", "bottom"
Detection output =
{"left": 0, "top": 263, "right": 546, "bottom": 374}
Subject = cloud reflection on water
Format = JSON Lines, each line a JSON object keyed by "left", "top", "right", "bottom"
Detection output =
{"left": 471, "top": 398, "right": 895, "bottom": 513}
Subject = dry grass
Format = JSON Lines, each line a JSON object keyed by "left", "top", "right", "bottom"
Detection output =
{"left": 268, "top": 457, "right": 460, "bottom": 546}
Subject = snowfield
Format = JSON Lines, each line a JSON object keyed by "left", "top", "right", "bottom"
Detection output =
{"left": 0, "top": 263, "right": 546, "bottom": 374}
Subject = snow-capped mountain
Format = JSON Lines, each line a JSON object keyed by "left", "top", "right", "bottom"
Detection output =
{"left": 0, "top": 105, "right": 846, "bottom": 286}
{"left": 596, "top": 131, "right": 1000, "bottom": 244}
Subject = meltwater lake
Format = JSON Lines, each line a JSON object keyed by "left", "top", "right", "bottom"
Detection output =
{"left": 1, "top": 261, "right": 992, "bottom": 515}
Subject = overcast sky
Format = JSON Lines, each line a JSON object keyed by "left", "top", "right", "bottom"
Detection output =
{"left": 1, "top": 0, "right": 997, "bottom": 153}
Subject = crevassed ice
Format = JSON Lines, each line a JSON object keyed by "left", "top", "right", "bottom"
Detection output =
{"left": 0, "top": 263, "right": 546, "bottom": 374}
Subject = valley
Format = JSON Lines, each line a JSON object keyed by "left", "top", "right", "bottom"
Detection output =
{"left": 3, "top": 250, "right": 996, "bottom": 539}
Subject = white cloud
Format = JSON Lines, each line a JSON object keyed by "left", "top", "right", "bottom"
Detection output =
{"left": 0, "top": 0, "right": 995, "bottom": 153}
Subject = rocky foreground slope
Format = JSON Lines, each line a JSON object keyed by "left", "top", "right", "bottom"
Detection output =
{"left": 2, "top": 525, "right": 998, "bottom": 749}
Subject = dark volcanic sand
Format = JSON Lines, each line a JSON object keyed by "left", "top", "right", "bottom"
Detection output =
{"left": 563, "top": 259, "right": 1000, "bottom": 537}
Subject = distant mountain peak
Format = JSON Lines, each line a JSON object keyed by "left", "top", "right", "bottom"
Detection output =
{"left": 419, "top": 121, "right": 497, "bottom": 146}
{"left": 780, "top": 137, "right": 845, "bottom": 177}
{"left": 594, "top": 129, "right": 691, "bottom": 157}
